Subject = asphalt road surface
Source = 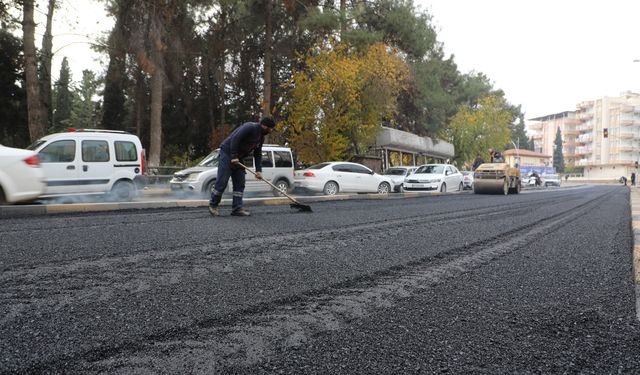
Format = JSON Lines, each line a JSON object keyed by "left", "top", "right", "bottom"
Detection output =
{"left": 1, "top": 185, "right": 639, "bottom": 374}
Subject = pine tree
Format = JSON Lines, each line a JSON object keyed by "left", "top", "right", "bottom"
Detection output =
{"left": 69, "top": 70, "right": 99, "bottom": 129}
{"left": 53, "top": 57, "right": 73, "bottom": 131}
{"left": 553, "top": 127, "right": 564, "bottom": 172}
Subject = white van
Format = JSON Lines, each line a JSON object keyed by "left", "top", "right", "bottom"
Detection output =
{"left": 28, "top": 129, "right": 145, "bottom": 200}
{"left": 170, "top": 144, "right": 294, "bottom": 196}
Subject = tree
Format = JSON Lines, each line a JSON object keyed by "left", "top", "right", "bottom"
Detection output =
{"left": 69, "top": 70, "right": 99, "bottom": 129}
{"left": 0, "top": 29, "right": 28, "bottom": 147}
{"left": 284, "top": 42, "right": 409, "bottom": 164}
{"left": 553, "top": 126, "right": 564, "bottom": 172}
{"left": 22, "top": 0, "right": 47, "bottom": 142}
{"left": 508, "top": 113, "right": 530, "bottom": 150}
{"left": 39, "top": 0, "right": 56, "bottom": 129}
{"left": 53, "top": 57, "right": 73, "bottom": 131}
{"left": 444, "top": 95, "right": 512, "bottom": 167}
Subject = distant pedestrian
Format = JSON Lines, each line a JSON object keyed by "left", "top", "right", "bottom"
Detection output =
{"left": 631, "top": 172, "right": 636, "bottom": 186}
{"left": 620, "top": 176, "right": 628, "bottom": 186}
{"left": 565, "top": 174, "right": 569, "bottom": 182}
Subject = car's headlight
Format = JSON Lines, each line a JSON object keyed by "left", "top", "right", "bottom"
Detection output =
{"left": 426, "top": 179, "right": 441, "bottom": 183}
{"left": 186, "top": 172, "right": 202, "bottom": 181}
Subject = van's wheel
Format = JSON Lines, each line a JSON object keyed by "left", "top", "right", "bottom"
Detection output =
{"left": 273, "top": 179, "right": 289, "bottom": 197}
{"left": 111, "top": 180, "right": 135, "bottom": 201}
{"left": 458, "top": 182, "right": 463, "bottom": 191}
{"left": 0, "top": 186, "right": 6, "bottom": 204}
{"left": 323, "top": 181, "right": 339, "bottom": 195}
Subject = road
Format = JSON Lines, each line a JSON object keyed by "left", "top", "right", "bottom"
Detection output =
{"left": 1, "top": 185, "right": 639, "bottom": 374}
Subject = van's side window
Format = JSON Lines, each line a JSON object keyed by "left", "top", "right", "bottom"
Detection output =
{"left": 261, "top": 151, "right": 273, "bottom": 168}
{"left": 273, "top": 151, "right": 292, "bottom": 167}
{"left": 83, "top": 140, "right": 110, "bottom": 162}
{"left": 115, "top": 141, "right": 138, "bottom": 162}
{"left": 40, "top": 140, "right": 75, "bottom": 163}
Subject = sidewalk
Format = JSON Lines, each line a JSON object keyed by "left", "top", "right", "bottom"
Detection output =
{"left": 629, "top": 187, "right": 640, "bottom": 320}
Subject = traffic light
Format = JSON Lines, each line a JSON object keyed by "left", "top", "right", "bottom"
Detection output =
{"left": 635, "top": 161, "right": 639, "bottom": 169}
{"left": 603, "top": 128, "right": 608, "bottom": 138}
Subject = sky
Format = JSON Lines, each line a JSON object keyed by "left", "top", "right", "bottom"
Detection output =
{"left": 34, "top": 0, "right": 640, "bottom": 121}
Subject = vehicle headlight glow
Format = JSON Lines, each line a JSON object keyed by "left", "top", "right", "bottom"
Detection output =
{"left": 186, "top": 172, "right": 202, "bottom": 181}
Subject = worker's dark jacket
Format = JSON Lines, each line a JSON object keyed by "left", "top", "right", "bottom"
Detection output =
{"left": 219, "top": 122, "right": 264, "bottom": 172}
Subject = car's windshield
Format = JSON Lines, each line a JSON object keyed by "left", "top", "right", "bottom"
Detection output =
{"left": 197, "top": 150, "right": 219, "bottom": 167}
{"left": 544, "top": 174, "right": 559, "bottom": 179}
{"left": 308, "top": 162, "right": 331, "bottom": 169}
{"left": 384, "top": 168, "right": 406, "bottom": 176}
{"left": 415, "top": 165, "right": 443, "bottom": 174}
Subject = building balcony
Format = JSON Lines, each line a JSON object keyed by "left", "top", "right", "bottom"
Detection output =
{"left": 564, "top": 118, "right": 581, "bottom": 125}
{"left": 621, "top": 104, "right": 635, "bottom": 113}
{"left": 620, "top": 119, "right": 639, "bottom": 127}
{"left": 528, "top": 123, "right": 543, "bottom": 130}
{"left": 531, "top": 133, "right": 543, "bottom": 140}
{"left": 578, "top": 112, "right": 594, "bottom": 120}
{"left": 619, "top": 132, "right": 635, "bottom": 139}
{"left": 564, "top": 129, "right": 580, "bottom": 136}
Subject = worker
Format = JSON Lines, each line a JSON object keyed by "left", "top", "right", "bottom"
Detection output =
{"left": 472, "top": 154, "right": 484, "bottom": 170}
{"left": 208, "top": 116, "right": 277, "bottom": 217}
{"left": 489, "top": 148, "right": 503, "bottom": 163}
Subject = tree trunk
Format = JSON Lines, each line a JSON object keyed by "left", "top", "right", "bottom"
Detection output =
{"left": 40, "top": 0, "right": 55, "bottom": 130}
{"left": 340, "top": 0, "right": 346, "bottom": 37}
{"left": 134, "top": 67, "right": 145, "bottom": 138}
{"left": 22, "top": 0, "right": 46, "bottom": 142}
{"left": 262, "top": 0, "right": 272, "bottom": 117}
{"left": 148, "top": 16, "right": 164, "bottom": 167}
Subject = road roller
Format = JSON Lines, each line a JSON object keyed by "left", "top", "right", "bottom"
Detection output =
{"left": 473, "top": 162, "right": 521, "bottom": 195}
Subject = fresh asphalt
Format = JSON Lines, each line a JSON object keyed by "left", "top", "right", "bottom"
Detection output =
{"left": 1, "top": 185, "right": 639, "bottom": 373}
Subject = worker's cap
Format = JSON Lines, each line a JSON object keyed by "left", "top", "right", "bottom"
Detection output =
{"left": 260, "top": 116, "right": 276, "bottom": 128}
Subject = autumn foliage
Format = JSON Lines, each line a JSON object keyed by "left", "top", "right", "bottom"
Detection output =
{"left": 283, "top": 43, "right": 409, "bottom": 164}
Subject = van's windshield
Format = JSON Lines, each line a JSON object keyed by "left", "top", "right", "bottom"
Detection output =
{"left": 198, "top": 150, "right": 219, "bottom": 167}
{"left": 27, "top": 140, "right": 46, "bottom": 151}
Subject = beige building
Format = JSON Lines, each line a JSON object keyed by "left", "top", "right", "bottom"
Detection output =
{"left": 502, "top": 149, "right": 552, "bottom": 168}
{"left": 527, "top": 91, "right": 640, "bottom": 179}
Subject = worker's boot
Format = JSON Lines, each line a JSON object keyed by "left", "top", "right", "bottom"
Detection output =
{"left": 231, "top": 208, "right": 251, "bottom": 216}
{"left": 208, "top": 206, "right": 219, "bottom": 217}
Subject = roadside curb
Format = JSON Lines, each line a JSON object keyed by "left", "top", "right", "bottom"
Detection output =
{"left": 630, "top": 187, "right": 640, "bottom": 320}
{"left": 1, "top": 191, "right": 441, "bottom": 218}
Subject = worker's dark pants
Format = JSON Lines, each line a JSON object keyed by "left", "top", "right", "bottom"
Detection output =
{"left": 209, "top": 151, "right": 245, "bottom": 211}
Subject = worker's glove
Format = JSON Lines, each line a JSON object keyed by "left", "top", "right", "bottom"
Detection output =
{"left": 255, "top": 171, "right": 263, "bottom": 180}
{"left": 230, "top": 158, "right": 240, "bottom": 165}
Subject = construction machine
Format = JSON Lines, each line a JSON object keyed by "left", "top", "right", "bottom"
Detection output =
{"left": 473, "top": 162, "right": 521, "bottom": 195}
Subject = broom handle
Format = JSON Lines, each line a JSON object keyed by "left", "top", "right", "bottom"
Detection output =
{"left": 236, "top": 162, "right": 302, "bottom": 204}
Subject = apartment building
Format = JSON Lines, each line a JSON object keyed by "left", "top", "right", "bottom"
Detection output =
{"left": 526, "top": 92, "right": 640, "bottom": 179}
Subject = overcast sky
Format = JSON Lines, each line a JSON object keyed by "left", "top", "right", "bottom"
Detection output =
{"left": 42, "top": 0, "right": 640, "bottom": 120}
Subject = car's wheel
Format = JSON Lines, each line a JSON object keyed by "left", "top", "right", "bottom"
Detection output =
{"left": 440, "top": 183, "right": 446, "bottom": 193}
{"left": 377, "top": 182, "right": 391, "bottom": 194}
{"left": 272, "top": 179, "right": 289, "bottom": 197}
{"left": 323, "top": 181, "right": 339, "bottom": 195}
{"left": 458, "top": 182, "right": 463, "bottom": 191}
{"left": 204, "top": 180, "right": 216, "bottom": 195}
{"left": 111, "top": 180, "right": 135, "bottom": 201}
{"left": 0, "top": 186, "right": 6, "bottom": 205}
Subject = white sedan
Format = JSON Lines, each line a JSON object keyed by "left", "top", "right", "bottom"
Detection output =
{"left": 0, "top": 144, "right": 46, "bottom": 204}
{"left": 403, "top": 164, "right": 464, "bottom": 192}
{"left": 294, "top": 162, "right": 393, "bottom": 195}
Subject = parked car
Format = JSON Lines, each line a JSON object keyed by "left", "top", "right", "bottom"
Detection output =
{"left": 170, "top": 144, "right": 295, "bottom": 196}
{"left": 461, "top": 171, "right": 474, "bottom": 190}
{"left": 382, "top": 166, "right": 417, "bottom": 192}
{"left": 542, "top": 173, "right": 561, "bottom": 187}
{"left": 0, "top": 144, "right": 46, "bottom": 204}
{"left": 403, "top": 164, "right": 463, "bottom": 192}
{"left": 27, "top": 129, "right": 145, "bottom": 200}
{"left": 294, "top": 162, "right": 393, "bottom": 195}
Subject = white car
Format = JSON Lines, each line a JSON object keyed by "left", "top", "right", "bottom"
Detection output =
{"left": 0, "top": 144, "right": 46, "bottom": 204}
{"left": 382, "top": 166, "right": 417, "bottom": 192}
{"left": 462, "top": 171, "right": 474, "bottom": 190}
{"left": 403, "top": 164, "right": 464, "bottom": 192}
{"left": 294, "top": 162, "right": 393, "bottom": 195}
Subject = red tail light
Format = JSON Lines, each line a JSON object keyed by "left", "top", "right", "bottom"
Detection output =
{"left": 23, "top": 154, "right": 40, "bottom": 167}
{"left": 303, "top": 171, "right": 315, "bottom": 177}
{"left": 66, "top": 128, "right": 77, "bottom": 132}
{"left": 140, "top": 149, "right": 146, "bottom": 175}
